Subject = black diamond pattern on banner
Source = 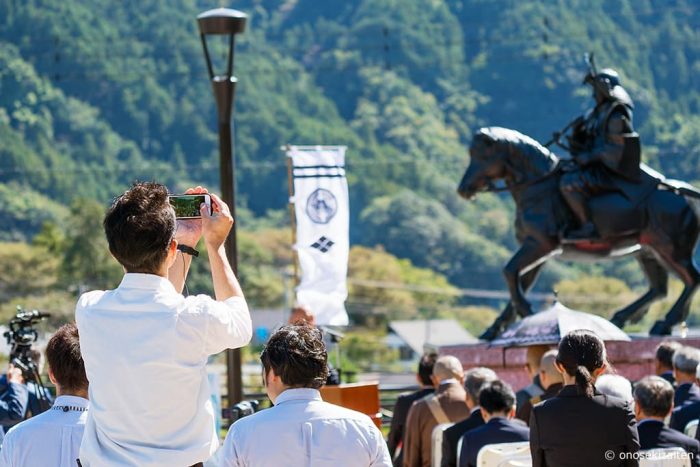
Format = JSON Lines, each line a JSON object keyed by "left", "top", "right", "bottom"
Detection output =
{"left": 311, "top": 236, "right": 335, "bottom": 253}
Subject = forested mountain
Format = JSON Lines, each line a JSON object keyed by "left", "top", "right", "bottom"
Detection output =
{"left": 2, "top": 0, "right": 700, "bottom": 325}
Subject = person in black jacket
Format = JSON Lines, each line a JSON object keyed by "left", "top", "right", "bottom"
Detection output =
{"left": 634, "top": 376, "right": 699, "bottom": 466}
{"left": 530, "top": 330, "right": 640, "bottom": 466}
{"left": 441, "top": 367, "right": 497, "bottom": 467}
{"left": 387, "top": 353, "right": 436, "bottom": 466}
{"left": 656, "top": 341, "right": 682, "bottom": 387}
{"left": 458, "top": 380, "right": 529, "bottom": 467}
{"left": 672, "top": 346, "right": 700, "bottom": 408}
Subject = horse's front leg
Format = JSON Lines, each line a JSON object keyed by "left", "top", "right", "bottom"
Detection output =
{"left": 480, "top": 239, "right": 554, "bottom": 340}
{"left": 503, "top": 238, "right": 554, "bottom": 318}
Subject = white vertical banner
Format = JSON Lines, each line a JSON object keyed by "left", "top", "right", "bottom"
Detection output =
{"left": 288, "top": 146, "right": 349, "bottom": 326}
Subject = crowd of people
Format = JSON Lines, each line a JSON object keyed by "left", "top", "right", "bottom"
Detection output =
{"left": 388, "top": 337, "right": 700, "bottom": 467}
{"left": 0, "top": 181, "right": 700, "bottom": 466}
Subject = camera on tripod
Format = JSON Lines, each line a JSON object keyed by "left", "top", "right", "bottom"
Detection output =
{"left": 4, "top": 306, "right": 52, "bottom": 413}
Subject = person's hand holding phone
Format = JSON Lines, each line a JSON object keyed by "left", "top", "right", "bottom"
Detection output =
{"left": 201, "top": 192, "right": 233, "bottom": 250}
{"left": 175, "top": 186, "right": 207, "bottom": 248}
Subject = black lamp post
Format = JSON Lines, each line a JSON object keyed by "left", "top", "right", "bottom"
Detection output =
{"left": 197, "top": 7, "right": 247, "bottom": 405}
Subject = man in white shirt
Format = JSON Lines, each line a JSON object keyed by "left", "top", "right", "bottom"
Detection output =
{"left": 218, "top": 324, "right": 391, "bottom": 467}
{"left": 76, "top": 183, "right": 252, "bottom": 466}
{"left": 0, "top": 323, "right": 88, "bottom": 467}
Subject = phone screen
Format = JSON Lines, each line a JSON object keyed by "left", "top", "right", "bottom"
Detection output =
{"left": 169, "top": 195, "right": 210, "bottom": 219}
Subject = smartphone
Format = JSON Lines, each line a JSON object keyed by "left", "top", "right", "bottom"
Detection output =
{"left": 169, "top": 194, "right": 211, "bottom": 219}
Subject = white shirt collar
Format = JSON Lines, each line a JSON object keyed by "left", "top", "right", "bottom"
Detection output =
{"left": 275, "top": 388, "right": 323, "bottom": 405}
{"left": 119, "top": 273, "right": 177, "bottom": 293}
{"left": 53, "top": 395, "right": 89, "bottom": 408}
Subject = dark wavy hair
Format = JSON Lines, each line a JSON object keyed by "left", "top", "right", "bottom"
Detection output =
{"left": 557, "top": 330, "right": 607, "bottom": 398}
{"left": 261, "top": 324, "right": 329, "bottom": 389}
{"left": 103, "top": 181, "right": 176, "bottom": 274}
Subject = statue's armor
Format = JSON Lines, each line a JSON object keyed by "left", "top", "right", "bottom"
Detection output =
{"left": 567, "top": 100, "right": 637, "bottom": 183}
{"left": 559, "top": 68, "right": 641, "bottom": 237}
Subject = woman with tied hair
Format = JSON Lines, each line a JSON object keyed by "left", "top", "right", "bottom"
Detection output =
{"left": 529, "top": 330, "right": 640, "bottom": 466}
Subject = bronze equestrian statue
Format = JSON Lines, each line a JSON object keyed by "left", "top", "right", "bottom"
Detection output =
{"left": 458, "top": 62, "right": 700, "bottom": 340}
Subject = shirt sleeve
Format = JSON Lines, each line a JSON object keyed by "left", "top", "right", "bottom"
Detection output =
{"left": 0, "top": 430, "right": 12, "bottom": 467}
{"left": 368, "top": 422, "right": 392, "bottom": 467}
{"left": 219, "top": 424, "right": 245, "bottom": 467}
{"left": 201, "top": 296, "right": 252, "bottom": 355}
{"left": 0, "top": 382, "right": 28, "bottom": 424}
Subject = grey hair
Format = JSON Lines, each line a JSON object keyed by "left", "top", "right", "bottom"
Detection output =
{"left": 595, "top": 374, "right": 633, "bottom": 404}
{"left": 672, "top": 346, "right": 700, "bottom": 375}
{"left": 464, "top": 367, "right": 498, "bottom": 404}
{"left": 633, "top": 376, "right": 674, "bottom": 417}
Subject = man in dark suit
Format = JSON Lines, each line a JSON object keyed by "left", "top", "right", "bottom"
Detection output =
{"left": 458, "top": 380, "right": 529, "bottom": 467}
{"left": 387, "top": 354, "right": 436, "bottom": 466}
{"left": 673, "top": 346, "right": 700, "bottom": 407}
{"left": 656, "top": 341, "right": 682, "bottom": 387}
{"left": 516, "top": 350, "right": 563, "bottom": 424}
{"left": 440, "top": 367, "right": 497, "bottom": 467}
{"left": 515, "top": 345, "right": 548, "bottom": 410}
{"left": 635, "top": 376, "right": 699, "bottom": 466}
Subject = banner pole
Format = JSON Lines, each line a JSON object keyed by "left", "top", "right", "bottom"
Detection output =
{"left": 285, "top": 146, "right": 300, "bottom": 293}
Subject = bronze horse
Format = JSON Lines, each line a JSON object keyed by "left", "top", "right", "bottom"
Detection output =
{"left": 458, "top": 127, "right": 700, "bottom": 340}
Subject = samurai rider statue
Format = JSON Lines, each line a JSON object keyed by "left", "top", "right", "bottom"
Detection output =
{"left": 558, "top": 60, "right": 641, "bottom": 240}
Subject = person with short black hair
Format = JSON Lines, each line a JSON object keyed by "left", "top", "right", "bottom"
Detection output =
{"left": 530, "top": 330, "right": 639, "bottom": 466}
{"left": 656, "top": 341, "right": 682, "bottom": 386}
{"left": 76, "top": 183, "right": 252, "bottom": 466}
{"left": 387, "top": 354, "right": 436, "bottom": 466}
{"left": 441, "top": 367, "right": 498, "bottom": 467}
{"left": 218, "top": 324, "right": 391, "bottom": 466}
{"left": 673, "top": 346, "right": 700, "bottom": 407}
{"left": 0, "top": 324, "right": 88, "bottom": 467}
{"left": 458, "top": 380, "right": 529, "bottom": 467}
{"left": 634, "top": 375, "right": 699, "bottom": 464}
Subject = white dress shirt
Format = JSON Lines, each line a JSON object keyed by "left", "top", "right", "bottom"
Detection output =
{"left": 76, "top": 273, "right": 252, "bottom": 467}
{"left": 217, "top": 388, "right": 391, "bottom": 467}
{"left": 0, "top": 395, "right": 88, "bottom": 467}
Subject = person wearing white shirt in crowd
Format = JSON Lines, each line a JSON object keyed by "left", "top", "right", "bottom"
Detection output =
{"left": 76, "top": 183, "right": 252, "bottom": 467}
{"left": 218, "top": 323, "right": 392, "bottom": 467}
{"left": 0, "top": 323, "right": 88, "bottom": 467}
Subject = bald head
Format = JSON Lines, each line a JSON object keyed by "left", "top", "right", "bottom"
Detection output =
{"left": 526, "top": 345, "right": 550, "bottom": 380}
{"left": 433, "top": 355, "right": 464, "bottom": 382}
{"left": 539, "top": 350, "right": 562, "bottom": 389}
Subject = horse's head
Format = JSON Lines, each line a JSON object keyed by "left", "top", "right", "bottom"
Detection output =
{"left": 457, "top": 128, "right": 508, "bottom": 199}
{"left": 457, "top": 127, "right": 557, "bottom": 200}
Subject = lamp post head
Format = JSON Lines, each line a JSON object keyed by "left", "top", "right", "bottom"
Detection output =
{"left": 197, "top": 8, "right": 247, "bottom": 36}
{"left": 197, "top": 8, "right": 247, "bottom": 80}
